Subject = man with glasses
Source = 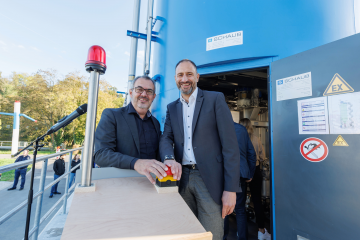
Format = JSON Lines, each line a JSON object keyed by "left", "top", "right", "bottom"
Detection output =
{"left": 94, "top": 76, "right": 169, "bottom": 184}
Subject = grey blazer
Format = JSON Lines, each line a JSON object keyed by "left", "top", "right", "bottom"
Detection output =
{"left": 94, "top": 104, "right": 161, "bottom": 169}
{"left": 159, "top": 88, "right": 241, "bottom": 205}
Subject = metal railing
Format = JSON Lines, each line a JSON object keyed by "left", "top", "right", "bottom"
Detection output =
{"left": 0, "top": 147, "right": 83, "bottom": 240}
{"left": 0, "top": 141, "right": 50, "bottom": 147}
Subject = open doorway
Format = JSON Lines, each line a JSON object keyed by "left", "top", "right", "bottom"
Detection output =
{"left": 198, "top": 68, "right": 272, "bottom": 240}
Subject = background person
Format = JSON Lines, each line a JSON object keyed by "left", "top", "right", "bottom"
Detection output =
{"left": 223, "top": 122, "right": 256, "bottom": 240}
{"left": 8, "top": 149, "right": 31, "bottom": 191}
{"left": 160, "top": 59, "right": 241, "bottom": 240}
{"left": 94, "top": 76, "right": 168, "bottom": 184}
{"left": 69, "top": 154, "right": 81, "bottom": 188}
{"left": 240, "top": 118, "right": 271, "bottom": 240}
{"left": 49, "top": 154, "right": 65, "bottom": 198}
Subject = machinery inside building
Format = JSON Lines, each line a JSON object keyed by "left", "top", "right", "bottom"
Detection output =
{"left": 198, "top": 68, "right": 272, "bottom": 234}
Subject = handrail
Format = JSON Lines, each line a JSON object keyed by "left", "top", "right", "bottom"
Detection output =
{"left": 0, "top": 147, "right": 83, "bottom": 240}
{"left": 0, "top": 147, "right": 83, "bottom": 174}
{"left": 0, "top": 159, "right": 81, "bottom": 225}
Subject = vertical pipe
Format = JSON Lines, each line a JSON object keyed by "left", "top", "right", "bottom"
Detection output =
{"left": 11, "top": 101, "right": 21, "bottom": 156}
{"left": 62, "top": 152, "right": 72, "bottom": 214}
{"left": 32, "top": 158, "right": 48, "bottom": 240}
{"left": 144, "top": 0, "right": 154, "bottom": 75}
{"left": 81, "top": 70, "right": 100, "bottom": 187}
{"left": 126, "top": 0, "right": 142, "bottom": 106}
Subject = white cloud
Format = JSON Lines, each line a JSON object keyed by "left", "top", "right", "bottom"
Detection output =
{"left": 0, "top": 41, "right": 6, "bottom": 46}
{"left": 124, "top": 51, "right": 130, "bottom": 56}
{"left": 18, "top": 45, "right": 25, "bottom": 49}
{"left": 31, "top": 46, "right": 40, "bottom": 51}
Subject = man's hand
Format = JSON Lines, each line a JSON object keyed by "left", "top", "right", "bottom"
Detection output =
{"left": 134, "top": 159, "right": 168, "bottom": 184}
{"left": 221, "top": 191, "right": 236, "bottom": 219}
{"left": 164, "top": 160, "right": 182, "bottom": 180}
{"left": 246, "top": 178, "right": 252, "bottom": 183}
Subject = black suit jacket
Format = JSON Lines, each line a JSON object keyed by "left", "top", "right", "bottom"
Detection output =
{"left": 94, "top": 104, "right": 161, "bottom": 169}
{"left": 159, "top": 88, "right": 241, "bottom": 205}
{"left": 234, "top": 122, "right": 256, "bottom": 179}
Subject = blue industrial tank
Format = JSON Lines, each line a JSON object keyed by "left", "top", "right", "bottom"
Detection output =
{"left": 151, "top": 0, "right": 358, "bottom": 123}
{"left": 149, "top": 1, "right": 360, "bottom": 239}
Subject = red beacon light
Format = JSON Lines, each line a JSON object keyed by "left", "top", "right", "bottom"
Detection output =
{"left": 85, "top": 45, "right": 107, "bottom": 74}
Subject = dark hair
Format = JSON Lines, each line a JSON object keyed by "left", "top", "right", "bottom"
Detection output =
{"left": 175, "top": 59, "right": 197, "bottom": 73}
{"left": 73, "top": 154, "right": 78, "bottom": 160}
{"left": 132, "top": 75, "right": 156, "bottom": 92}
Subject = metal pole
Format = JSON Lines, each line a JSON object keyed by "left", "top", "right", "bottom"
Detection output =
{"left": 144, "top": 0, "right": 154, "bottom": 75}
{"left": 32, "top": 158, "right": 48, "bottom": 240}
{"left": 81, "top": 70, "right": 100, "bottom": 187}
{"left": 62, "top": 152, "right": 72, "bottom": 214}
{"left": 126, "top": 0, "right": 141, "bottom": 106}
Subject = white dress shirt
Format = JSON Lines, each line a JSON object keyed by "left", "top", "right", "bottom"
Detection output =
{"left": 180, "top": 87, "right": 198, "bottom": 165}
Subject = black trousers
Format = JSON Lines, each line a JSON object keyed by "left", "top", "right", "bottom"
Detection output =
{"left": 249, "top": 166, "right": 265, "bottom": 229}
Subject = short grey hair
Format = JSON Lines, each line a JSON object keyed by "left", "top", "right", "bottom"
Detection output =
{"left": 132, "top": 75, "right": 156, "bottom": 93}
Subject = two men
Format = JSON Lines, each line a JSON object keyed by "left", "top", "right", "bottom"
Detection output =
{"left": 8, "top": 149, "right": 31, "bottom": 191}
{"left": 95, "top": 60, "right": 241, "bottom": 240}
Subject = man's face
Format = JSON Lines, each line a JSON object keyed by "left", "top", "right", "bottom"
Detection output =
{"left": 175, "top": 61, "right": 199, "bottom": 95}
{"left": 23, "top": 150, "right": 29, "bottom": 156}
{"left": 129, "top": 78, "right": 156, "bottom": 110}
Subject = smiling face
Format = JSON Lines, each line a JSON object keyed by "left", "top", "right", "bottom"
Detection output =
{"left": 175, "top": 61, "right": 199, "bottom": 96}
{"left": 129, "top": 78, "right": 156, "bottom": 110}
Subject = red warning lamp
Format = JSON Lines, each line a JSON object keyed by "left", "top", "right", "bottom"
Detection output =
{"left": 85, "top": 45, "right": 107, "bottom": 74}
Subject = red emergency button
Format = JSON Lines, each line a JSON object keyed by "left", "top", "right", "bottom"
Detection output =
{"left": 166, "top": 167, "right": 173, "bottom": 176}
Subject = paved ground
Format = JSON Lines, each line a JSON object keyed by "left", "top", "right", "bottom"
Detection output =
{"left": 0, "top": 155, "right": 74, "bottom": 240}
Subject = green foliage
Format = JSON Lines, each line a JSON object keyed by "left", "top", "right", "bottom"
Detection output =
{"left": 0, "top": 158, "right": 32, "bottom": 182}
{"left": 0, "top": 70, "right": 124, "bottom": 148}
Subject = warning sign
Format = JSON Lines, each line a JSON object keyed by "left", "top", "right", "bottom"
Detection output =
{"left": 323, "top": 73, "right": 354, "bottom": 96}
{"left": 300, "top": 137, "right": 328, "bottom": 162}
{"left": 333, "top": 135, "right": 349, "bottom": 146}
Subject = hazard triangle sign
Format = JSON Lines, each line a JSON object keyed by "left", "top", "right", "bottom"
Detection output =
{"left": 323, "top": 73, "right": 354, "bottom": 96}
{"left": 333, "top": 135, "right": 349, "bottom": 146}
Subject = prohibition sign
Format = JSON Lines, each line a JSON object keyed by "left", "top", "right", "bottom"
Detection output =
{"left": 300, "top": 137, "right": 328, "bottom": 162}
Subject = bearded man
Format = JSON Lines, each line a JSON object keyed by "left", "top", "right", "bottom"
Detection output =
{"left": 94, "top": 76, "right": 169, "bottom": 184}
{"left": 159, "top": 59, "right": 241, "bottom": 239}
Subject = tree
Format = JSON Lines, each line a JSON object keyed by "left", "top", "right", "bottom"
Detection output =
{"left": 0, "top": 70, "right": 124, "bottom": 149}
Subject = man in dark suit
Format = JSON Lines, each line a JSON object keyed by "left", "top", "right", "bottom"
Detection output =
{"left": 94, "top": 76, "right": 168, "bottom": 183}
{"left": 159, "top": 59, "right": 241, "bottom": 240}
{"left": 223, "top": 122, "right": 256, "bottom": 240}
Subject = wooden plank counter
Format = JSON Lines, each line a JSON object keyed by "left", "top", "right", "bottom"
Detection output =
{"left": 61, "top": 177, "right": 212, "bottom": 240}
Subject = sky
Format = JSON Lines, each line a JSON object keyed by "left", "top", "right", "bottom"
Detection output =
{"left": 0, "top": 0, "right": 151, "bottom": 92}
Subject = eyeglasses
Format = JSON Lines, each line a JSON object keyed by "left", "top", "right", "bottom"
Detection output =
{"left": 133, "top": 86, "right": 155, "bottom": 96}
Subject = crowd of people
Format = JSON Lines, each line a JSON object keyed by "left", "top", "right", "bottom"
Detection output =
{"left": 94, "top": 59, "right": 271, "bottom": 240}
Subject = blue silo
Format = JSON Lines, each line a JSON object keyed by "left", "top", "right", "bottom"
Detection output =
{"left": 150, "top": 0, "right": 360, "bottom": 239}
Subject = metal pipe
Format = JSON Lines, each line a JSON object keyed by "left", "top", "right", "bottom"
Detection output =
{"left": 63, "top": 152, "right": 72, "bottom": 214}
{"left": 144, "top": 0, "right": 154, "bottom": 75}
{"left": 0, "top": 147, "right": 83, "bottom": 174}
{"left": 32, "top": 158, "right": 48, "bottom": 240}
{"left": 81, "top": 70, "right": 100, "bottom": 187}
{"left": 126, "top": 0, "right": 142, "bottom": 106}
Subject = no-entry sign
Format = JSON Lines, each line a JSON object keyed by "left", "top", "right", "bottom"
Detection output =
{"left": 300, "top": 137, "right": 328, "bottom": 162}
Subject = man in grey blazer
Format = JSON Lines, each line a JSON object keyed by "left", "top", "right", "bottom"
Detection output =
{"left": 94, "top": 76, "right": 168, "bottom": 184}
{"left": 159, "top": 59, "right": 241, "bottom": 240}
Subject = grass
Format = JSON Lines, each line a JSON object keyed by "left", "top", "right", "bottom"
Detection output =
{"left": 0, "top": 150, "right": 56, "bottom": 155}
{"left": 0, "top": 159, "right": 32, "bottom": 182}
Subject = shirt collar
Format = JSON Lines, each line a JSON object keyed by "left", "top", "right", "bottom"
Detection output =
{"left": 180, "top": 87, "right": 198, "bottom": 104}
{"left": 128, "top": 102, "right": 152, "bottom": 119}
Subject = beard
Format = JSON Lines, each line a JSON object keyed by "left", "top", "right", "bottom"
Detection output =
{"left": 177, "top": 81, "right": 196, "bottom": 95}
{"left": 133, "top": 96, "right": 151, "bottom": 109}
